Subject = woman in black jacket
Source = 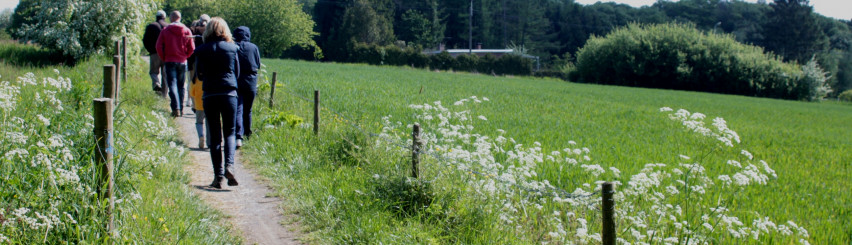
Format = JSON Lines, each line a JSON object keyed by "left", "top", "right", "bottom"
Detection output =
{"left": 194, "top": 17, "right": 240, "bottom": 189}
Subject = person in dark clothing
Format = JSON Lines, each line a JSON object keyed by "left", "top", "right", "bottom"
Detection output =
{"left": 142, "top": 10, "right": 168, "bottom": 92}
{"left": 187, "top": 14, "right": 210, "bottom": 112}
{"left": 233, "top": 26, "right": 261, "bottom": 148}
{"left": 195, "top": 17, "right": 240, "bottom": 189}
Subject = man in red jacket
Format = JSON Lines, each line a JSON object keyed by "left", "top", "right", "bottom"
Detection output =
{"left": 156, "top": 11, "right": 195, "bottom": 117}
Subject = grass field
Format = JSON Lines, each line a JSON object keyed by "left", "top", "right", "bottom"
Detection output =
{"left": 0, "top": 42, "right": 239, "bottom": 243}
{"left": 243, "top": 59, "right": 851, "bottom": 244}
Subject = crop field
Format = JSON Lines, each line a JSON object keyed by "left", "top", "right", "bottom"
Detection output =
{"left": 243, "top": 59, "right": 851, "bottom": 244}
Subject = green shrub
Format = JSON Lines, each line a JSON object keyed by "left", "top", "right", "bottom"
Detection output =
{"left": 572, "top": 23, "right": 811, "bottom": 100}
{"left": 264, "top": 110, "right": 304, "bottom": 128}
{"left": 839, "top": 90, "right": 852, "bottom": 102}
{"left": 371, "top": 176, "right": 434, "bottom": 217}
{"left": 430, "top": 51, "right": 453, "bottom": 70}
{"left": 454, "top": 54, "right": 479, "bottom": 72}
{"left": 494, "top": 54, "right": 533, "bottom": 76}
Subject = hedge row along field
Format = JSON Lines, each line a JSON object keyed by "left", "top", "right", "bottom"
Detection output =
{"left": 242, "top": 59, "right": 849, "bottom": 244}
{"left": 0, "top": 43, "right": 238, "bottom": 243}
{"left": 570, "top": 23, "right": 832, "bottom": 101}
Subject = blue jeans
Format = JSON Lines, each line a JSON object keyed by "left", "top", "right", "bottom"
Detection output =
{"left": 204, "top": 95, "right": 238, "bottom": 177}
{"left": 164, "top": 62, "right": 187, "bottom": 113}
{"left": 236, "top": 88, "right": 257, "bottom": 140}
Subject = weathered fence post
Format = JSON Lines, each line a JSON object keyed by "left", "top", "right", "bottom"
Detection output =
{"left": 121, "top": 36, "right": 127, "bottom": 83}
{"left": 602, "top": 182, "right": 616, "bottom": 245}
{"left": 103, "top": 65, "right": 116, "bottom": 101}
{"left": 113, "top": 56, "right": 121, "bottom": 103}
{"left": 269, "top": 72, "right": 277, "bottom": 108}
{"left": 313, "top": 90, "right": 320, "bottom": 135}
{"left": 411, "top": 124, "right": 421, "bottom": 178}
{"left": 93, "top": 98, "right": 114, "bottom": 234}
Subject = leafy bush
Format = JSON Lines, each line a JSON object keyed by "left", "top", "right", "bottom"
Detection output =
{"left": 839, "top": 90, "right": 852, "bottom": 102}
{"left": 430, "top": 51, "right": 453, "bottom": 70}
{"left": 263, "top": 110, "right": 304, "bottom": 128}
{"left": 801, "top": 58, "right": 832, "bottom": 101}
{"left": 371, "top": 176, "right": 434, "bottom": 217}
{"left": 572, "top": 23, "right": 816, "bottom": 100}
{"left": 0, "top": 41, "right": 71, "bottom": 67}
{"left": 13, "top": 0, "right": 154, "bottom": 61}
{"left": 454, "top": 54, "right": 479, "bottom": 72}
{"left": 344, "top": 43, "right": 533, "bottom": 76}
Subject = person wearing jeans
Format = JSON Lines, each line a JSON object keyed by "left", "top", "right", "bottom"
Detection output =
{"left": 164, "top": 62, "right": 187, "bottom": 116}
{"left": 195, "top": 17, "right": 240, "bottom": 189}
{"left": 155, "top": 11, "right": 195, "bottom": 117}
{"left": 233, "top": 26, "right": 261, "bottom": 147}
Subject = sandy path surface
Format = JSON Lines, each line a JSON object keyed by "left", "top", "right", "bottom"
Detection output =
{"left": 176, "top": 110, "right": 302, "bottom": 245}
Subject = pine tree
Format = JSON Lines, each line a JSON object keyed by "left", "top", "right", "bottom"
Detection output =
{"left": 762, "top": 0, "right": 828, "bottom": 63}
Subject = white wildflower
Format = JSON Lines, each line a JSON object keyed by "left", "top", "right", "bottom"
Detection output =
{"left": 581, "top": 164, "right": 605, "bottom": 176}
{"left": 37, "top": 114, "right": 51, "bottom": 126}
{"left": 660, "top": 107, "right": 673, "bottom": 112}
{"left": 741, "top": 150, "right": 753, "bottom": 160}
{"left": 477, "top": 115, "right": 487, "bottom": 121}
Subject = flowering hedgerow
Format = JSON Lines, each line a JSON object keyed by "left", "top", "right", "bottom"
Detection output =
{"left": 377, "top": 96, "right": 809, "bottom": 244}
{"left": 0, "top": 71, "right": 185, "bottom": 242}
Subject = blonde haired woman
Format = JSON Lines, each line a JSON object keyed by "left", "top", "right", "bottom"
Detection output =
{"left": 194, "top": 17, "right": 240, "bottom": 189}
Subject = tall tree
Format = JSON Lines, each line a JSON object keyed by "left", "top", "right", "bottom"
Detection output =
{"left": 762, "top": 0, "right": 828, "bottom": 63}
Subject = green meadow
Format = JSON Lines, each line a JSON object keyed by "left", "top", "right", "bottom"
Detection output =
{"left": 244, "top": 59, "right": 851, "bottom": 244}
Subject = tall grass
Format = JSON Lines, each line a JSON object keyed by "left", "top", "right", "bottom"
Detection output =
{"left": 0, "top": 43, "right": 239, "bottom": 243}
{"left": 242, "top": 59, "right": 850, "bottom": 244}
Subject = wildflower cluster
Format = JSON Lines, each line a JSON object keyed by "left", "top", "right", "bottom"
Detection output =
{"left": 376, "top": 97, "right": 809, "bottom": 243}
{"left": 0, "top": 71, "right": 158, "bottom": 243}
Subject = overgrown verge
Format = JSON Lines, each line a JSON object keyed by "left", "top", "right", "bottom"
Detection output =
{"left": 0, "top": 47, "right": 239, "bottom": 243}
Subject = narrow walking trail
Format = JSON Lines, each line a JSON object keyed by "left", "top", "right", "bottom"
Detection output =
{"left": 175, "top": 110, "right": 302, "bottom": 245}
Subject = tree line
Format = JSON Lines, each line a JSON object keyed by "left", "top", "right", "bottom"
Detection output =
{"left": 299, "top": 0, "right": 852, "bottom": 95}
{"left": 4, "top": 0, "right": 851, "bottom": 94}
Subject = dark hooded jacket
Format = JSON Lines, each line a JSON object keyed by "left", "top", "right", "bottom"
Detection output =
{"left": 233, "top": 26, "right": 261, "bottom": 92}
{"left": 194, "top": 37, "right": 240, "bottom": 97}
{"left": 142, "top": 16, "right": 168, "bottom": 54}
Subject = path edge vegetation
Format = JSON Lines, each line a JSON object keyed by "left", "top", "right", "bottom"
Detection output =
{"left": 0, "top": 42, "right": 240, "bottom": 244}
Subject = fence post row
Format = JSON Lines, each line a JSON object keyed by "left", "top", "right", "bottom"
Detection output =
{"left": 411, "top": 124, "right": 421, "bottom": 179}
{"left": 313, "top": 90, "right": 320, "bottom": 135}
{"left": 112, "top": 55, "right": 121, "bottom": 103}
{"left": 602, "top": 182, "right": 616, "bottom": 245}
{"left": 93, "top": 98, "right": 114, "bottom": 234}
{"left": 269, "top": 72, "right": 277, "bottom": 108}
{"left": 103, "top": 65, "right": 116, "bottom": 101}
{"left": 121, "top": 36, "right": 127, "bottom": 84}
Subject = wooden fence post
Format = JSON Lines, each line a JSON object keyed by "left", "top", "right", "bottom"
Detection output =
{"left": 313, "top": 90, "right": 320, "bottom": 135}
{"left": 93, "top": 98, "right": 114, "bottom": 234}
{"left": 121, "top": 36, "right": 127, "bottom": 83}
{"left": 269, "top": 72, "right": 277, "bottom": 108}
{"left": 103, "top": 65, "right": 116, "bottom": 101}
{"left": 602, "top": 182, "right": 616, "bottom": 245}
{"left": 113, "top": 56, "right": 121, "bottom": 103}
{"left": 114, "top": 41, "right": 120, "bottom": 57}
{"left": 411, "top": 124, "right": 421, "bottom": 178}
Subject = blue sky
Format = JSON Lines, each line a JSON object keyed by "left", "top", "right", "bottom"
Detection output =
{"left": 575, "top": 0, "right": 852, "bottom": 20}
{"left": 1, "top": 0, "right": 850, "bottom": 20}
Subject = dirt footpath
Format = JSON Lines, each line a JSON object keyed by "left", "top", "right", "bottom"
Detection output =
{"left": 175, "top": 108, "right": 302, "bottom": 245}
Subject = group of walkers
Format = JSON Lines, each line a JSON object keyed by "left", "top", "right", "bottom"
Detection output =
{"left": 143, "top": 10, "right": 261, "bottom": 189}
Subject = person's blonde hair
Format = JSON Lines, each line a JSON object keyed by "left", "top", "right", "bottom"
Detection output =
{"left": 203, "top": 17, "right": 233, "bottom": 43}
